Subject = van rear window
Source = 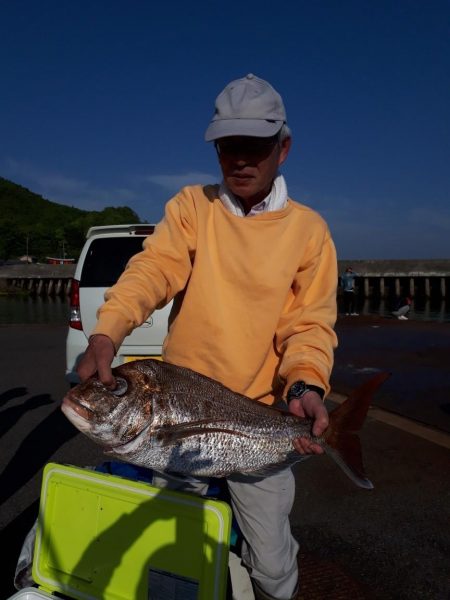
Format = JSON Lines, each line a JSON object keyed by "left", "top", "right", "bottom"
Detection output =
{"left": 80, "top": 237, "right": 146, "bottom": 287}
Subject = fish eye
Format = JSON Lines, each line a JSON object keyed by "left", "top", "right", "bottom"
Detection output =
{"left": 111, "top": 377, "right": 128, "bottom": 396}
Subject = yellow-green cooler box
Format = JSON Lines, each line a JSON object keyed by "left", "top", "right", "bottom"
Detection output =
{"left": 10, "top": 462, "right": 232, "bottom": 600}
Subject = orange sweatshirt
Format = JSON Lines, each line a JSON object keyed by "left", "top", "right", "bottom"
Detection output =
{"left": 92, "top": 184, "right": 338, "bottom": 404}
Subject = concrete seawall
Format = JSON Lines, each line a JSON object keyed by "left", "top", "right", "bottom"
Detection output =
{"left": 0, "top": 264, "right": 75, "bottom": 296}
{"left": 1, "top": 259, "right": 449, "bottom": 297}
{"left": 338, "top": 259, "right": 450, "bottom": 298}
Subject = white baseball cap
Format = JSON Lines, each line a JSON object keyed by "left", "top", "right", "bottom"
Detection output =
{"left": 205, "top": 73, "right": 287, "bottom": 141}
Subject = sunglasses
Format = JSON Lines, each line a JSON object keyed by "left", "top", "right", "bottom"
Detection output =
{"left": 215, "top": 134, "right": 280, "bottom": 158}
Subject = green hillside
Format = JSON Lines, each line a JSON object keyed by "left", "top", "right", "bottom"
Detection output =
{"left": 0, "top": 177, "right": 142, "bottom": 261}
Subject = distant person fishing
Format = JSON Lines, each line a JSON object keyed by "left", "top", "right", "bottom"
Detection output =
{"left": 340, "top": 266, "right": 360, "bottom": 315}
{"left": 392, "top": 295, "right": 412, "bottom": 320}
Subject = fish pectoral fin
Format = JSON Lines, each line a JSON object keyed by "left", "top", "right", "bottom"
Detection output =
{"left": 154, "top": 425, "right": 249, "bottom": 446}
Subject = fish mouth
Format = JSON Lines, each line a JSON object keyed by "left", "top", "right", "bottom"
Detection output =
{"left": 61, "top": 396, "right": 94, "bottom": 436}
{"left": 61, "top": 394, "right": 94, "bottom": 420}
{"left": 61, "top": 392, "right": 150, "bottom": 452}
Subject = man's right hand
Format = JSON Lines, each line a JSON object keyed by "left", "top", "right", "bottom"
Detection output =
{"left": 76, "top": 334, "right": 116, "bottom": 388}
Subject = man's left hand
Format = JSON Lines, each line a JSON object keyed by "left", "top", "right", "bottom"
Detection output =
{"left": 288, "top": 391, "right": 329, "bottom": 455}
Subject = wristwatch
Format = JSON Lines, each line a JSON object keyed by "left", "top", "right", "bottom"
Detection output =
{"left": 287, "top": 381, "right": 324, "bottom": 402}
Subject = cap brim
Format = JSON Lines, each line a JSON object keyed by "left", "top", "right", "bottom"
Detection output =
{"left": 205, "top": 119, "right": 284, "bottom": 141}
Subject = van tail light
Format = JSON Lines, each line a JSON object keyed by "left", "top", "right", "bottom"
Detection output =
{"left": 69, "top": 279, "right": 83, "bottom": 330}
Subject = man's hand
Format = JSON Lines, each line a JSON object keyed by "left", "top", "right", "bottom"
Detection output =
{"left": 76, "top": 334, "right": 116, "bottom": 388}
{"left": 288, "top": 391, "right": 329, "bottom": 455}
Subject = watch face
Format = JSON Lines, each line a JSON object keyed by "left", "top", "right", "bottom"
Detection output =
{"left": 288, "top": 381, "right": 307, "bottom": 398}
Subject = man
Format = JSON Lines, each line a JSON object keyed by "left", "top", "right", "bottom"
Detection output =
{"left": 392, "top": 295, "right": 412, "bottom": 320}
{"left": 340, "top": 266, "right": 360, "bottom": 315}
{"left": 77, "top": 74, "right": 338, "bottom": 600}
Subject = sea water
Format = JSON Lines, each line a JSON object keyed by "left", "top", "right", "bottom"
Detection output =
{"left": 1, "top": 295, "right": 450, "bottom": 325}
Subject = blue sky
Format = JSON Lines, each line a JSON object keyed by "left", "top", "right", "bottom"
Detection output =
{"left": 1, "top": 0, "right": 449, "bottom": 259}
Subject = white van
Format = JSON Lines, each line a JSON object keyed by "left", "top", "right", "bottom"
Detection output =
{"left": 65, "top": 224, "right": 171, "bottom": 385}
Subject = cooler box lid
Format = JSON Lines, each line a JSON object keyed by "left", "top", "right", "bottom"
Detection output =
{"left": 32, "top": 463, "right": 231, "bottom": 600}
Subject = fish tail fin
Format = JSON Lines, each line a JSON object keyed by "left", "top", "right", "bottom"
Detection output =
{"left": 323, "top": 372, "right": 390, "bottom": 490}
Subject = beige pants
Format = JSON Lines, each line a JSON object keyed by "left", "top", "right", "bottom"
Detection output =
{"left": 227, "top": 469, "right": 299, "bottom": 599}
{"left": 152, "top": 467, "right": 300, "bottom": 600}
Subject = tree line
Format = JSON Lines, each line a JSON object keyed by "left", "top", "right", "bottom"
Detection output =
{"left": 0, "top": 177, "right": 141, "bottom": 262}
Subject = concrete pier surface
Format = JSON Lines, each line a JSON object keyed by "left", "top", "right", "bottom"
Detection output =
{"left": 0, "top": 322, "right": 449, "bottom": 599}
{"left": 331, "top": 314, "right": 450, "bottom": 433}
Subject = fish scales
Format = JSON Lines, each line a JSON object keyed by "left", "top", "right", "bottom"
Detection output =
{"left": 130, "top": 360, "right": 311, "bottom": 476}
{"left": 62, "top": 359, "right": 389, "bottom": 488}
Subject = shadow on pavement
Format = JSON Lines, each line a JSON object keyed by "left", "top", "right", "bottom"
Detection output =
{"left": 0, "top": 387, "right": 28, "bottom": 408}
{"left": 0, "top": 392, "right": 53, "bottom": 438}
{"left": 0, "top": 405, "right": 78, "bottom": 506}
